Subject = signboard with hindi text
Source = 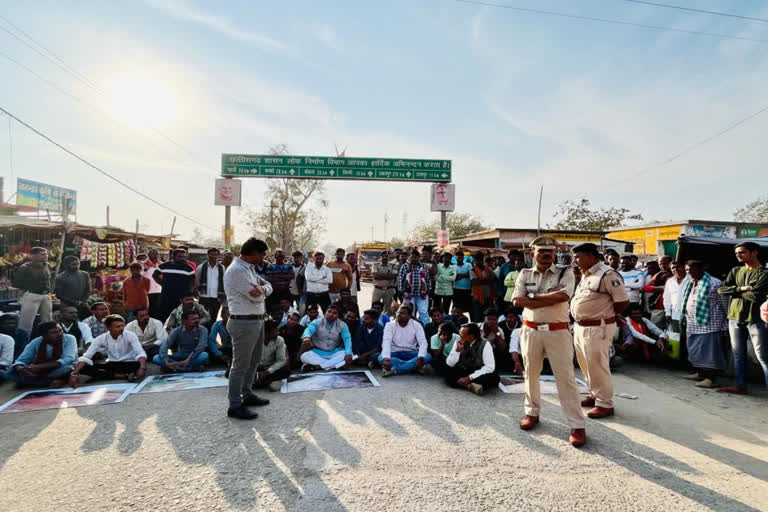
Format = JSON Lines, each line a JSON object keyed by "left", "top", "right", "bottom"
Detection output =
{"left": 16, "top": 178, "right": 77, "bottom": 214}
{"left": 221, "top": 154, "right": 452, "bottom": 182}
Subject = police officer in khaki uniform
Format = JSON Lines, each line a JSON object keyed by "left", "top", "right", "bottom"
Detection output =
{"left": 512, "top": 235, "right": 586, "bottom": 448}
{"left": 571, "top": 243, "right": 630, "bottom": 419}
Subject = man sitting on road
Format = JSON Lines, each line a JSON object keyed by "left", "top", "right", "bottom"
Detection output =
{"left": 2, "top": 322, "right": 77, "bottom": 388}
{"left": 444, "top": 305, "right": 469, "bottom": 328}
{"left": 252, "top": 319, "right": 290, "bottom": 392}
{"left": 445, "top": 323, "right": 500, "bottom": 395}
{"left": 370, "top": 301, "right": 390, "bottom": 327}
{"left": 58, "top": 305, "right": 93, "bottom": 355}
{"left": 379, "top": 304, "right": 431, "bottom": 377}
{"left": 300, "top": 304, "right": 353, "bottom": 371}
{"left": 69, "top": 315, "right": 147, "bottom": 386}
{"left": 479, "top": 308, "right": 511, "bottom": 372}
{"left": 621, "top": 303, "right": 669, "bottom": 362}
{"left": 164, "top": 292, "right": 211, "bottom": 332}
{"left": 499, "top": 309, "right": 523, "bottom": 375}
{"left": 208, "top": 308, "right": 232, "bottom": 366}
{"left": 352, "top": 309, "right": 384, "bottom": 368}
{"left": 153, "top": 310, "right": 209, "bottom": 372}
{"left": 84, "top": 300, "right": 110, "bottom": 339}
{"left": 125, "top": 307, "right": 167, "bottom": 359}
{"left": 429, "top": 322, "right": 460, "bottom": 377}
{"left": 299, "top": 303, "right": 320, "bottom": 327}
{"left": 279, "top": 312, "right": 305, "bottom": 370}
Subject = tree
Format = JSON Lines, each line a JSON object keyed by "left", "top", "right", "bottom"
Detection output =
{"left": 408, "top": 213, "right": 489, "bottom": 243}
{"left": 190, "top": 227, "right": 223, "bottom": 248}
{"left": 734, "top": 196, "right": 768, "bottom": 223}
{"left": 243, "top": 144, "right": 328, "bottom": 252}
{"left": 549, "top": 199, "right": 643, "bottom": 231}
{"left": 389, "top": 237, "right": 405, "bottom": 249}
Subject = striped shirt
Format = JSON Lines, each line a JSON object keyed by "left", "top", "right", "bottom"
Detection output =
{"left": 154, "top": 261, "right": 195, "bottom": 300}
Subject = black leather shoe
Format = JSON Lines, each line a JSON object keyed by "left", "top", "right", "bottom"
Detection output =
{"left": 227, "top": 406, "right": 258, "bottom": 420}
{"left": 243, "top": 394, "right": 270, "bottom": 407}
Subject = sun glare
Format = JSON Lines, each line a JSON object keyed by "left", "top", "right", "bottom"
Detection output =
{"left": 105, "top": 73, "right": 178, "bottom": 127}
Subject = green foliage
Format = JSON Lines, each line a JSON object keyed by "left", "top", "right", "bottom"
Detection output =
{"left": 550, "top": 199, "right": 643, "bottom": 231}
{"left": 409, "top": 213, "right": 489, "bottom": 242}
{"left": 734, "top": 196, "right": 768, "bottom": 223}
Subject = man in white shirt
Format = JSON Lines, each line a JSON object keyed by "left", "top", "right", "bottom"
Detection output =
{"left": 58, "top": 305, "right": 93, "bottom": 355}
{"left": 445, "top": 323, "right": 499, "bottom": 395}
{"left": 69, "top": 314, "right": 147, "bottom": 387}
{"left": 140, "top": 250, "right": 163, "bottom": 319}
{"left": 223, "top": 238, "right": 273, "bottom": 420}
{"left": 125, "top": 307, "right": 167, "bottom": 358}
{"left": 304, "top": 252, "right": 333, "bottom": 313}
{"left": 0, "top": 331, "right": 14, "bottom": 371}
{"left": 619, "top": 255, "right": 645, "bottom": 306}
{"left": 663, "top": 260, "right": 689, "bottom": 333}
{"left": 197, "top": 247, "right": 226, "bottom": 324}
{"left": 379, "top": 305, "right": 431, "bottom": 377}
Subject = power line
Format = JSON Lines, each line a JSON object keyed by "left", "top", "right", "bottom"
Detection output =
{"left": 0, "top": 105, "right": 215, "bottom": 230}
{"left": 617, "top": 0, "right": 768, "bottom": 24}
{"left": 0, "top": 16, "right": 205, "bottom": 164}
{"left": 455, "top": 0, "right": 768, "bottom": 43}
{"left": 606, "top": 103, "right": 768, "bottom": 187}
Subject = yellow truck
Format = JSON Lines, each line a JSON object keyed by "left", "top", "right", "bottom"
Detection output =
{"left": 355, "top": 242, "right": 390, "bottom": 280}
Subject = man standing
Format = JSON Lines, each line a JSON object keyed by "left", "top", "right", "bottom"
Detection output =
{"left": 54, "top": 255, "right": 91, "bottom": 309}
{"left": 643, "top": 259, "right": 671, "bottom": 328}
{"left": 512, "top": 235, "right": 586, "bottom": 448}
{"left": 379, "top": 305, "right": 431, "bottom": 377}
{"left": 14, "top": 247, "right": 52, "bottom": 334}
{"left": 70, "top": 315, "right": 147, "bottom": 386}
{"left": 398, "top": 250, "right": 431, "bottom": 325}
{"left": 223, "top": 238, "right": 273, "bottom": 420}
{"left": 680, "top": 260, "right": 728, "bottom": 388}
{"left": 470, "top": 253, "right": 496, "bottom": 322}
{"left": 142, "top": 249, "right": 163, "bottom": 319}
{"left": 327, "top": 248, "right": 353, "bottom": 304}
{"left": 346, "top": 252, "right": 361, "bottom": 304}
{"left": 289, "top": 251, "right": 306, "bottom": 312}
{"left": 304, "top": 252, "right": 333, "bottom": 313}
{"left": 444, "top": 323, "right": 500, "bottom": 395}
{"left": 618, "top": 255, "right": 645, "bottom": 307}
{"left": 153, "top": 310, "right": 210, "bottom": 372}
{"left": 122, "top": 262, "right": 151, "bottom": 322}
{"left": 299, "top": 304, "right": 353, "bottom": 371}
{"left": 571, "top": 243, "right": 629, "bottom": 420}
{"left": 501, "top": 251, "right": 525, "bottom": 308}
{"left": 717, "top": 242, "right": 768, "bottom": 394}
{"left": 434, "top": 253, "right": 457, "bottom": 314}
{"left": 125, "top": 307, "right": 166, "bottom": 359}
{"left": 604, "top": 249, "right": 620, "bottom": 271}
{"left": 452, "top": 251, "right": 473, "bottom": 316}
{"left": 663, "top": 260, "right": 689, "bottom": 335}
{"left": 266, "top": 250, "right": 294, "bottom": 310}
{"left": 153, "top": 248, "right": 196, "bottom": 323}
{"left": 197, "top": 248, "right": 226, "bottom": 324}
{"left": 2, "top": 322, "right": 77, "bottom": 388}
{"left": 372, "top": 251, "right": 398, "bottom": 315}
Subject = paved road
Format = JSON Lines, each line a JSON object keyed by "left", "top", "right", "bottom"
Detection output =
{"left": 1, "top": 284, "right": 767, "bottom": 511}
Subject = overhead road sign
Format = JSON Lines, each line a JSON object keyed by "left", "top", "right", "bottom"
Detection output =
{"left": 221, "top": 154, "right": 452, "bottom": 182}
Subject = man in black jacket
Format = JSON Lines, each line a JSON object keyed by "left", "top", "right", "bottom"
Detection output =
{"left": 197, "top": 248, "right": 226, "bottom": 323}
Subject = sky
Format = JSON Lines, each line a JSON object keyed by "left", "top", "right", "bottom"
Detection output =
{"left": 1, "top": 0, "right": 768, "bottom": 248}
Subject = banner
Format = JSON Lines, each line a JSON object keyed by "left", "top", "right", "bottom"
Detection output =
{"left": 214, "top": 178, "right": 242, "bottom": 206}
{"left": 16, "top": 178, "right": 77, "bottom": 214}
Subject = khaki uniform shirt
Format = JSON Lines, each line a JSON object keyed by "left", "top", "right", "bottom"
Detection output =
{"left": 372, "top": 262, "right": 398, "bottom": 288}
{"left": 571, "top": 262, "right": 628, "bottom": 321}
{"left": 512, "top": 265, "right": 575, "bottom": 323}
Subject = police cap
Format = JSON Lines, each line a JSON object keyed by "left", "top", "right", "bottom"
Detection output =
{"left": 529, "top": 235, "right": 557, "bottom": 249}
{"left": 572, "top": 243, "right": 600, "bottom": 256}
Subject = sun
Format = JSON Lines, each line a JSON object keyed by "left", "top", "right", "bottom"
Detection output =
{"left": 105, "top": 73, "right": 178, "bottom": 127}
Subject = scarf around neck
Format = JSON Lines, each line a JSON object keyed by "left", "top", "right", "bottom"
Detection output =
{"left": 681, "top": 273, "right": 711, "bottom": 327}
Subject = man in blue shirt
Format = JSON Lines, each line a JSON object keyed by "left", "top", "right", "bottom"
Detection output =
{"left": 300, "top": 304, "right": 353, "bottom": 371}
{"left": 154, "top": 310, "right": 209, "bottom": 372}
{"left": 208, "top": 308, "right": 232, "bottom": 365}
{"left": 452, "top": 251, "right": 473, "bottom": 315}
{"left": 0, "top": 313, "right": 30, "bottom": 359}
{"left": 353, "top": 309, "right": 384, "bottom": 368}
{"left": 2, "top": 322, "right": 77, "bottom": 387}
{"left": 370, "top": 302, "right": 390, "bottom": 327}
{"left": 152, "top": 248, "right": 196, "bottom": 323}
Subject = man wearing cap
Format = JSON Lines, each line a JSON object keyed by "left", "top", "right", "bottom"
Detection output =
{"left": 571, "top": 243, "right": 630, "bottom": 419}
{"left": 372, "top": 251, "right": 398, "bottom": 315}
{"left": 512, "top": 235, "right": 586, "bottom": 448}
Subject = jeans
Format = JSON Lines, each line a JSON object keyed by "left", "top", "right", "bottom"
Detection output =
{"left": 199, "top": 297, "right": 222, "bottom": 325}
{"left": 227, "top": 318, "right": 265, "bottom": 407}
{"left": 2, "top": 364, "right": 73, "bottom": 387}
{"left": 152, "top": 352, "right": 209, "bottom": 372}
{"left": 378, "top": 350, "right": 432, "bottom": 374}
{"left": 728, "top": 320, "right": 768, "bottom": 388}
{"left": 406, "top": 297, "right": 430, "bottom": 325}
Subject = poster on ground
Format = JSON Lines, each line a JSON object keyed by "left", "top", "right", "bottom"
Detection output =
{"left": 281, "top": 370, "right": 380, "bottom": 394}
{"left": 498, "top": 375, "right": 589, "bottom": 395}
{"left": 0, "top": 383, "right": 134, "bottom": 414}
{"left": 132, "top": 370, "right": 228, "bottom": 394}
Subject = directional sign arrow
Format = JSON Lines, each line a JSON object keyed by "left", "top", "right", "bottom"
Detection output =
{"left": 367, "top": 171, "right": 373, "bottom": 177}
{"left": 441, "top": 173, "right": 448, "bottom": 178}
{"left": 406, "top": 171, "right": 412, "bottom": 177}
{"left": 289, "top": 169, "right": 296, "bottom": 175}
{"left": 330, "top": 170, "right": 336, "bottom": 176}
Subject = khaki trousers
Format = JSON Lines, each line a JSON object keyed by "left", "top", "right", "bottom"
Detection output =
{"left": 372, "top": 287, "right": 396, "bottom": 315}
{"left": 520, "top": 326, "right": 585, "bottom": 429}
{"left": 18, "top": 291, "right": 52, "bottom": 333}
{"left": 574, "top": 324, "right": 617, "bottom": 409}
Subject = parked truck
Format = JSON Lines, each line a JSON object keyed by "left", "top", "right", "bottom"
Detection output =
{"left": 354, "top": 242, "right": 390, "bottom": 281}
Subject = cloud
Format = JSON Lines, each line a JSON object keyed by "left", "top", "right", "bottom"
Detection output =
{"left": 143, "top": 0, "right": 286, "bottom": 51}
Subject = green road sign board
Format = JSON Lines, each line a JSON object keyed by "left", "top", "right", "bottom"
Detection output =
{"left": 221, "top": 154, "right": 452, "bottom": 182}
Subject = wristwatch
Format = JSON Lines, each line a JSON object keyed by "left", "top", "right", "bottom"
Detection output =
{"left": 527, "top": 292, "right": 536, "bottom": 299}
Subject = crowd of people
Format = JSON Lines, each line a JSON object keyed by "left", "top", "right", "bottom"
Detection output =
{"left": 0, "top": 235, "right": 766, "bottom": 449}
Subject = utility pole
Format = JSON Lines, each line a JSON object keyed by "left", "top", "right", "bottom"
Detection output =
{"left": 269, "top": 200, "right": 277, "bottom": 243}
{"left": 106, "top": 205, "right": 110, "bottom": 226}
